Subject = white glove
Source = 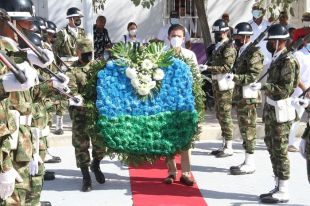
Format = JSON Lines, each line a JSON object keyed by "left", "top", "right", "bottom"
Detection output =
{"left": 29, "top": 153, "right": 43, "bottom": 176}
{"left": 69, "top": 95, "right": 84, "bottom": 107}
{"left": 250, "top": 82, "right": 262, "bottom": 91}
{"left": 0, "top": 168, "right": 23, "bottom": 200}
{"left": 27, "top": 48, "right": 54, "bottom": 68}
{"left": 225, "top": 73, "right": 234, "bottom": 81}
{"left": 299, "top": 139, "right": 306, "bottom": 159}
{"left": 2, "top": 62, "right": 39, "bottom": 92}
{"left": 51, "top": 73, "right": 69, "bottom": 90}
{"left": 199, "top": 64, "right": 208, "bottom": 72}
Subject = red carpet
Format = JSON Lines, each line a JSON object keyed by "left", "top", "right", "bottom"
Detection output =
{"left": 129, "top": 156, "right": 208, "bottom": 206}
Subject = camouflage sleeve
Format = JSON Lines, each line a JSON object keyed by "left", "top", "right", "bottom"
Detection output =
{"left": 67, "top": 71, "right": 79, "bottom": 95}
{"left": 0, "top": 79, "right": 9, "bottom": 101}
{"left": 31, "top": 81, "right": 53, "bottom": 102}
{"left": 262, "top": 58, "right": 298, "bottom": 99}
{"left": 0, "top": 137, "right": 13, "bottom": 172}
{"left": 54, "top": 30, "right": 65, "bottom": 57}
{"left": 234, "top": 50, "right": 264, "bottom": 85}
{"left": 208, "top": 46, "right": 236, "bottom": 74}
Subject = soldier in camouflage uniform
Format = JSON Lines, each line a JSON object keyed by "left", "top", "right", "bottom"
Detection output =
{"left": 226, "top": 22, "right": 264, "bottom": 175}
{"left": 53, "top": 7, "right": 86, "bottom": 135}
{"left": 66, "top": 38, "right": 106, "bottom": 192}
{"left": 0, "top": 2, "right": 68, "bottom": 205}
{"left": 206, "top": 19, "right": 237, "bottom": 158}
{"left": 250, "top": 24, "right": 300, "bottom": 204}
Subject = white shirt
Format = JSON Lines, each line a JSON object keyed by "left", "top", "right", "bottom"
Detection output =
{"left": 68, "top": 25, "right": 78, "bottom": 38}
{"left": 248, "top": 19, "right": 271, "bottom": 66}
{"left": 180, "top": 47, "right": 198, "bottom": 66}
{"left": 157, "top": 23, "right": 191, "bottom": 48}
{"left": 292, "top": 47, "right": 310, "bottom": 97}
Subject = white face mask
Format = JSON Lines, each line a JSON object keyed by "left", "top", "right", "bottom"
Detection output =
{"left": 170, "top": 36, "right": 183, "bottom": 48}
{"left": 129, "top": 29, "right": 137, "bottom": 36}
{"left": 302, "top": 21, "right": 310, "bottom": 28}
{"left": 170, "top": 18, "right": 179, "bottom": 25}
{"left": 252, "top": 10, "right": 263, "bottom": 19}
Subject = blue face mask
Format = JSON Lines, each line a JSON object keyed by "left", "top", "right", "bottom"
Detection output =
{"left": 306, "top": 43, "right": 310, "bottom": 51}
{"left": 170, "top": 18, "right": 179, "bottom": 25}
{"left": 252, "top": 10, "right": 263, "bottom": 19}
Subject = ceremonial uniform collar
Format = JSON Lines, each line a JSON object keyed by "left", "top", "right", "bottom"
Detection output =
{"left": 238, "top": 41, "right": 251, "bottom": 57}
{"left": 272, "top": 48, "right": 286, "bottom": 61}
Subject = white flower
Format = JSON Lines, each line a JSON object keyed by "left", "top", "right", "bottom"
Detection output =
{"left": 140, "top": 74, "right": 152, "bottom": 83}
{"left": 131, "top": 78, "right": 140, "bottom": 88}
{"left": 141, "top": 59, "right": 154, "bottom": 70}
{"left": 125, "top": 67, "right": 137, "bottom": 79}
{"left": 148, "top": 81, "right": 156, "bottom": 89}
{"left": 137, "top": 84, "right": 151, "bottom": 96}
{"left": 153, "top": 69, "right": 164, "bottom": 80}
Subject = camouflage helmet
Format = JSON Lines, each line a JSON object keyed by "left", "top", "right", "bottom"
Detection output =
{"left": 76, "top": 38, "right": 93, "bottom": 53}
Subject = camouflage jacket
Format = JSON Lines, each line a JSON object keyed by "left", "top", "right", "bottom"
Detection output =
{"left": 67, "top": 60, "right": 92, "bottom": 100}
{"left": 54, "top": 25, "right": 86, "bottom": 57}
{"left": 207, "top": 40, "right": 237, "bottom": 94}
{"left": 233, "top": 46, "right": 264, "bottom": 102}
{"left": 0, "top": 76, "right": 17, "bottom": 172}
{"left": 207, "top": 40, "right": 237, "bottom": 75}
{"left": 262, "top": 49, "right": 300, "bottom": 101}
{"left": 1, "top": 46, "right": 50, "bottom": 163}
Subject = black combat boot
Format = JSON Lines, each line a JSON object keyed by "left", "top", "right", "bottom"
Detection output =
{"left": 90, "top": 159, "right": 105, "bottom": 184}
{"left": 44, "top": 170, "right": 55, "bottom": 181}
{"left": 80, "top": 167, "right": 92, "bottom": 192}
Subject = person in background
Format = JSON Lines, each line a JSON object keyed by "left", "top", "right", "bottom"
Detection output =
{"left": 279, "top": 11, "right": 290, "bottom": 30}
{"left": 93, "top": 15, "right": 112, "bottom": 59}
{"left": 54, "top": 7, "right": 86, "bottom": 135}
{"left": 288, "top": 37, "right": 310, "bottom": 152}
{"left": 222, "top": 13, "right": 234, "bottom": 39}
{"left": 179, "top": 4, "right": 195, "bottom": 37}
{"left": 123, "top": 22, "right": 142, "bottom": 44}
{"left": 293, "top": 12, "right": 310, "bottom": 43}
{"left": 157, "top": 10, "right": 191, "bottom": 49}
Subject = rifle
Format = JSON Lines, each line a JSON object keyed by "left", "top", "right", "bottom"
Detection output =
{"left": 55, "top": 54, "right": 71, "bottom": 71}
{"left": 38, "top": 75, "right": 80, "bottom": 103}
{"left": 256, "top": 32, "right": 310, "bottom": 83}
{"left": 0, "top": 50, "right": 27, "bottom": 83}
{"left": 1, "top": 17, "right": 66, "bottom": 83}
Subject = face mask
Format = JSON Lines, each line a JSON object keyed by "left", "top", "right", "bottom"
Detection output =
{"left": 234, "top": 39, "right": 244, "bottom": 48}
{"left": 18, "top": 29, "right": 32, "bottom": 49}
{"left": 214, "top": 33, "right": 223, "bottom": 43}
{"left": 129, "top": 29, "right": 137, "bottom": 36}
{"left": 74, "top": 18, "right": 82, "bottom": 27}
{"left": 170, "top": 37, "right": 183, "bottom": 48}
{"left": 266, "top": 41, "right": 276, "bottom": 54}
{"left": 103, "top": 51, "right": 110, "bottom": 61}
{"left": 81, "top": 52, "right": 92, "bottom": 63}
{"left": 306, "top": 43, "right": 310, "bottom": 51}
{"left": 170, "top": 18, "right": 179, "bottom": 25}
{"left": 252, "top": 10, "right": 263, "bottom": 19}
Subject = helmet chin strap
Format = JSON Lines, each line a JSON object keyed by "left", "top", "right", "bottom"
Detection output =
{"left": 275, "top": 40, "right": 279, "bottom": 53}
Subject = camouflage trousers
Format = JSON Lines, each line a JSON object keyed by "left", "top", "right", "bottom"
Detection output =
{"left": 236, "top": 101, "right": 257, "bottom": 154}
{"left": 263, "top": 104, "right": 291, "bottom": 180}
{"left": 301, "top": 121, "right": 310, "bottom": 183}
{"left": 69, "top": 106, "right": 106, "bottom": 168}
{"left": 1, "top": 161, "right": 30, "bottom": 206}
{"left": 26, "top": 137, "right": 47, "bottom": 206}
{"left": 214, "top": 89, "right": 233, "bottom": 140}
